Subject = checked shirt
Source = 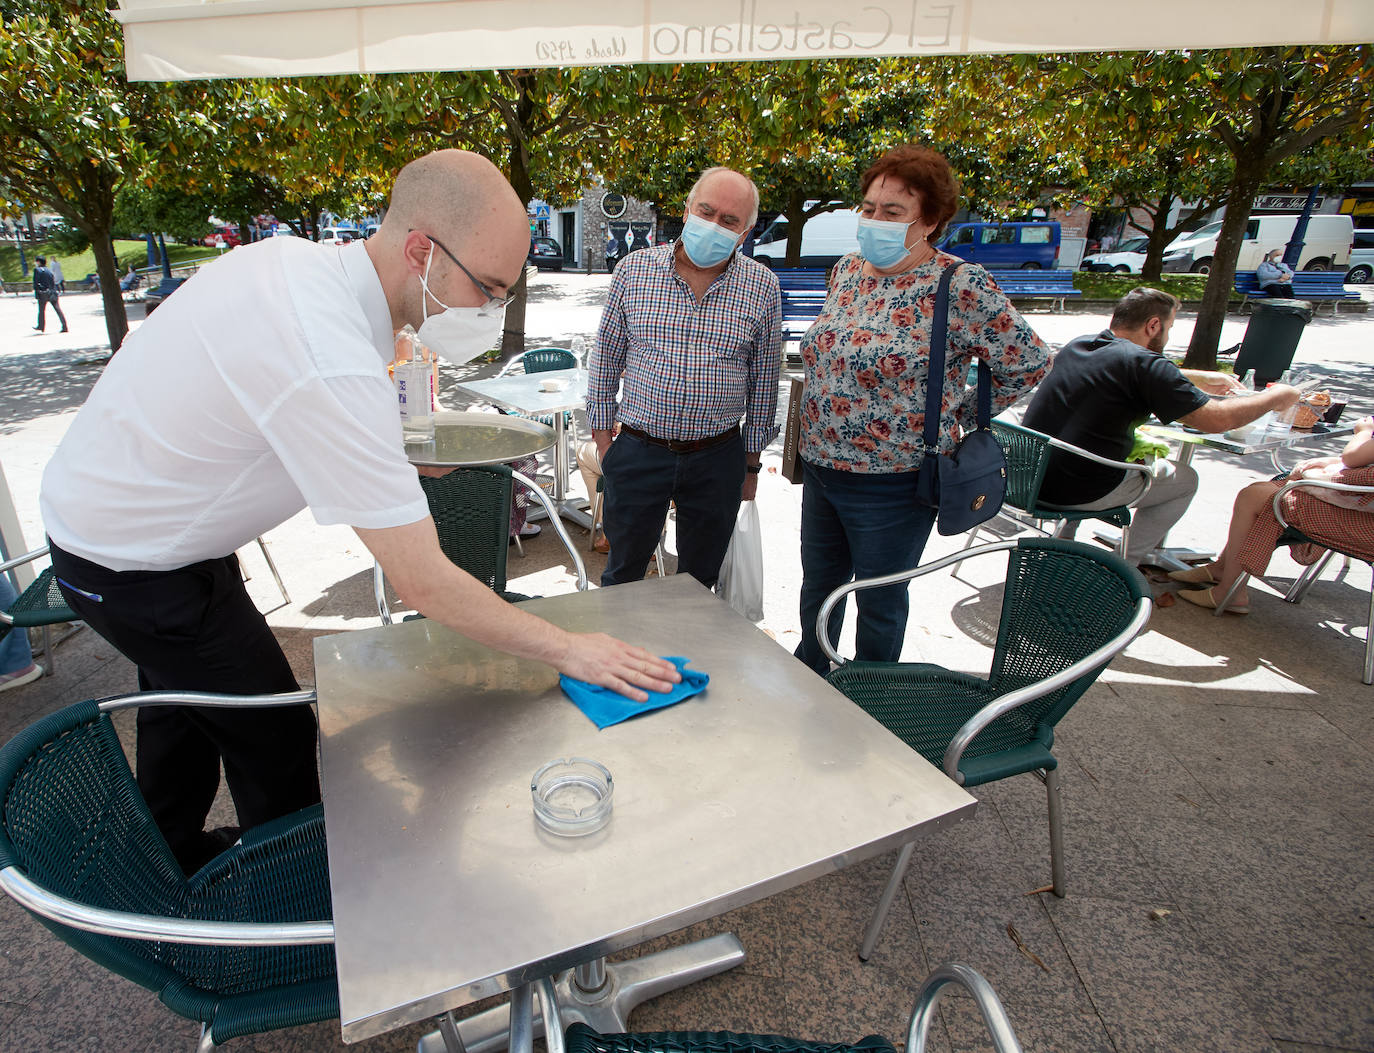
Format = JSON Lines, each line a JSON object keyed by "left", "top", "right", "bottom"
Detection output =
{"left": 587, "top": 244, "right": 782, "bottom": 454}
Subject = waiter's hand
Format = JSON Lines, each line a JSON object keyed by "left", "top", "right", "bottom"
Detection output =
{"left": 559, "top": 634, "right": 680, "bottom": 702}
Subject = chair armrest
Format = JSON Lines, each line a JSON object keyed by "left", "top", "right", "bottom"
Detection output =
{"left": 941, "top": 598, "right": 1151, "bottom": 781}
{"left": 0, "top": 546, "right": 50, "bottom": 576}
{"left": 0, "top": 865, "right": 334, "bottom": 946}
{"left": 817, "top": 541, "right": 1021, "bottom": 667}
{"left": 1271, "top": 478, "right": 1374, "bottom": 531}
{"left": 374, "top": 561, "right": 393, "bottom": 625}
{"left": 1045, "top": 435, "right": 1154, "bottom": 502}
{"left": 511, "top": 470, "right": 589, "bottom": 591}
{"left": 97, "top": 689, "right": 317, "bottom": 713}
{"left": 907, "top": 962, "right": 1022, "bottom": 1053}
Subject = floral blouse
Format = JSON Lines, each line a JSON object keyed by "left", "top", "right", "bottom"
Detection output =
{"left": 799, "top": 251, "right": 1050, "bottom": 474}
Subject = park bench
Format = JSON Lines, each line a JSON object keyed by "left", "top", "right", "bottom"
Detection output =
{"left": 774, "top": 267, "right": 830, "bottom": 340}
{"left": 985, "top": 268, "right": 1081, "bottom": 311}
{"left": 143, "top": 276, "right": 186, "bottom": 314}
{"left": 1233, "top": 270, "right": 1362, "bottom": 314}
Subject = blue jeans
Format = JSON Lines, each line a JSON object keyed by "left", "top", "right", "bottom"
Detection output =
{"left": 795, "top": 461, "right": 936, "bottom": 674}
{"left": 0, "top": 576, "right": 34, "bottom": 675}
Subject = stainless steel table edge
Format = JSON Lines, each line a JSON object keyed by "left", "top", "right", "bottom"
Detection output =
{"left": 347, "top": 803, "right": 978, "bottom": 1045}
{"left": 405, "top": 410, "right": 556, "bottom": 468}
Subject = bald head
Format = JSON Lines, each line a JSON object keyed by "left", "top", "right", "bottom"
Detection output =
{"left": 369, "top": 149, "right": 530, "bottom": 332}
{"left": 686, "top": 168, "right": 759, "bottom": 230}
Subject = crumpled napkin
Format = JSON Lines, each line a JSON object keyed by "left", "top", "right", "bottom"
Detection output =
{"left": 559, "top": 656, "right": 709, "bottom": 729}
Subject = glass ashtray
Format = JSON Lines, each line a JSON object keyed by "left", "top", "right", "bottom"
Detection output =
{"left": 531, "top": 758, "right": 613, "bottom": 836}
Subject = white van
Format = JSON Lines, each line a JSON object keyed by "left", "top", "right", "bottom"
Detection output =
{"left": 751, "top": 207, "right": 859, "bottom": 269}
{"left": 1161, "top": 213, "right": 1354, "bottom": 273}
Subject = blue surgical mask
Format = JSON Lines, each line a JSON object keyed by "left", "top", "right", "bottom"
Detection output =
{"left": 681, "top": 214, "right": 741, "bottom": 268}
{"left": 856, "top": 217, "right": 917, "bottom": 269}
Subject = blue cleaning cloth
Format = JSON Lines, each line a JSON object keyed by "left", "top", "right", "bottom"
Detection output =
{"left": 560, "top": 656, "right": 709, "bottom": 729}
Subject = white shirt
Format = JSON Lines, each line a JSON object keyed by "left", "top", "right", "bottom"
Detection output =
{"left": 41, "top": 239, "right": 429, "bottom": 572}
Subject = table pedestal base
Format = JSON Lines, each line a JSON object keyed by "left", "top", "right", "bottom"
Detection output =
{"left": 419, "top": 933, "right": 746, "bottom": 1053}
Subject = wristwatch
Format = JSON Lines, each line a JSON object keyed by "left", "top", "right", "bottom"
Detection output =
{"left": 746, "top": 464, "right": 762, "bottom": 474}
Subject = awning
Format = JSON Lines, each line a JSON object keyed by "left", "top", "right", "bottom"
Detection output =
{"left": 114, "top": 0, "right": 1374, "bottom": 81}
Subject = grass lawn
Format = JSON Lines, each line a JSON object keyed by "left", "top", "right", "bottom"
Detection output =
{"left": 0, "top": 239, "right": 222, "bottom": 285}
{"left": 1071, "top": 271, "right": 1234, "bottom": 303}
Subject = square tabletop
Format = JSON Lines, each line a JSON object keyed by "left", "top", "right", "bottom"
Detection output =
{"left": 314, "top": 575, "right": 976, "bottom": 1043}
{"left": 456, "top": 368, "right": 588, "bottom": 417}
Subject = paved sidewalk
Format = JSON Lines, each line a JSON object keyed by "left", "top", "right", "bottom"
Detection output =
{"left": 0, "top": 276, "right": 1371, "bottom": 1051}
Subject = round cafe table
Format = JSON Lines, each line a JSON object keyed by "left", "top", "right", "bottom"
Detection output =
{"left": 403, "top": 410, "right": 588, "bottom": 591}
{"left": 404, "top": 409, "right": 556, "bottom": 467}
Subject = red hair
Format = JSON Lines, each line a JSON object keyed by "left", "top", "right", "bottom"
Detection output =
{"left": 860, "top": 146, "right": 960, "bottom": 240}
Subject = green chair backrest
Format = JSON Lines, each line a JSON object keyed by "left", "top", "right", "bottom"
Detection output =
{"left": 7, "top": 567, "right": 78, "bottom": 628}
{"left": 990, "top": 420, "right": 1053, "bottom": 513}
{"left": 522, "top": 348, "right": 577, "bottom": 374}
{"left": 420, "top": 465, "right": 514, "bottom": 594}
{"left": 981, "top": 539, "right": 1149, "bottom": 747}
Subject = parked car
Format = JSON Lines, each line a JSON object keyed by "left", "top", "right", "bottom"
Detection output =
{"left": 320, "top": 228, "right": 360, "bottom": 247}
{"left": 1079, "top": 236, "right": 1149, "bottom": 273}
{"left": 751, "top": 206, "right": 857, "bottom": 269}
{"left": 1162, "top": 213, "right": 1354, "bottom": 273}
{"left": 202, "top": 225, "right": 242, "bottom": 248}
{"left": 528, "top": 235, "right": 564, "bottom": 271}
{"left": 936, "top": 221, "right": 1062, "bottom": 270}
{"left": 1345, "top": 229, "right": 1374, "bottom": 284}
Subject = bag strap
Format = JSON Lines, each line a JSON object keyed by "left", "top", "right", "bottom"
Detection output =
{"left": 921, "top": 262, "right": 991, "bottom": 454}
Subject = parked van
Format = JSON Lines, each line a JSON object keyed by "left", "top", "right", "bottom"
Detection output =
{"left": 936, "top": 221, "right": 1061, "bottom": 269}
{"left": 1345, "top": 229, "right": 1374, "bottom": 284}
{"left": 750, "top": 207, "right": 859, "bottom": 269}
{"left": 1161, "top": 213, "right": 1354, "bottom": 273}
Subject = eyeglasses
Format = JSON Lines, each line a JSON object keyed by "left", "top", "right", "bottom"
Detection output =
{"left": 422, "top": 232, "right": 513, "bottom": 311}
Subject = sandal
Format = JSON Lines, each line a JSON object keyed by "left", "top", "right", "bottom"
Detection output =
{"left": 1177, "top": 587, "right": 1249, "bottom": 615}
{"left": 1167, "top": 564, "right": 1218, "bottom": 585}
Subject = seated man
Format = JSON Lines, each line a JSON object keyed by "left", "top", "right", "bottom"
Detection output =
{"left": 1022, "top": 287, "right": 1300, "bottom": 567}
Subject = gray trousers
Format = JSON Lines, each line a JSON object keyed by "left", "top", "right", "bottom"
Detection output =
{"left": 1044, "top": 461, "right": 1198, "bottom": 565}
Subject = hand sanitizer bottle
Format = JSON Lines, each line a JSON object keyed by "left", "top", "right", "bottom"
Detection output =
{"left": 394, "top": 325, "right": 434, "bottom": 442}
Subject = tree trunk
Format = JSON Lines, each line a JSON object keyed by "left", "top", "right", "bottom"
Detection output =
{"left": 1139, "top": 192, "right": 1174, "bottom": 281}
{"left": 784, "top": 191, "right": 805, "bottom": 269}
{"left": 91, "top": 227, "right": 128, "bottom": 351}
{"left": 1182, "top": 158, "right": 1265, "bottom": 372}
{"left": 500, "top": 267, "right": 529, "bottom": 360}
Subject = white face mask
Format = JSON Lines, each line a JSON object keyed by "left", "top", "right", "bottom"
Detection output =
{"left": 416, "top": 246, "right": 504, "bottom": 364}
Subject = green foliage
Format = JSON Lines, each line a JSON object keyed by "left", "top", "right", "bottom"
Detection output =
{"left": 1071, "top": 271, "right": 1219, "bottom": 303}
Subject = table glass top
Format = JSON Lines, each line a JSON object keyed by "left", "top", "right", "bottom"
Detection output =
{"left": 405, "top": 410, "right": 556, "bottom": 467}
{"left": 314, "top": 575, "right": 975, "bottom": 1042}
{"left": 456, "top": 368, "right": 588, "bottom": 416}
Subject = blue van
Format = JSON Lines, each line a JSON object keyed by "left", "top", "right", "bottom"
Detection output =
{"left": 936, "top": 221, "right": 1061, "bottom": 269}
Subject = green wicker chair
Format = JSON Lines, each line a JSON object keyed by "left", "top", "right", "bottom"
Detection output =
{"left": 0, "top": 546, "right": 79, "bottom": 677}
{"left": 966, "top": 421, "right": 1153, "bottom": 556}
{"left": 821, "top": 538, "right": 1151, "bottom": 959}
{"left": 495, "top": 347, "right": 581, "bottom": 479}
{"left": 557, "top": 961, "right": 1022, "bottom": 1053}
{"left": 0, "top": 690, "right": 336, "bottom": 1051}
{"left": 374, "top": 464, "right": 588, "bottom": 623}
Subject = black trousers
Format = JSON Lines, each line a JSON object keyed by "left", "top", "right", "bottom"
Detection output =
{"left": 36, "top": 294, "right": 67, "bottom": 331}
{"left": 48, "top": 542, "right": 320, "bottom": 872}
{"left": 600, "top": 430, "right": 746, "bottom": 589}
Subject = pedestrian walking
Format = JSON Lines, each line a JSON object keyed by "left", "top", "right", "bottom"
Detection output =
{"left": 31, "top": 256, "right": 68, "bottom": 333}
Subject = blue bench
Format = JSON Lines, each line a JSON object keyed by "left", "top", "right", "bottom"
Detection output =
{"left": 1233, "top": 270, "right": 1362, "bottom": 314}
{"left": 774, "top": 268, "right": 830, "bottom": 340}
{"left": 143, "top": 276, "right": 187, "bottom": 314}
{"left": 985, "top": 269, "right": 1081, "bottom": 311}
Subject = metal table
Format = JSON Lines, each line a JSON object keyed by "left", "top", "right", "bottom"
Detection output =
{"left": 314, "top": 575, "right": 976, "bottom": 1049}
{"left": 1129, "top": 419, "right": 1356, "bottom": 570}
{"left": 455, "top": 370, "right": 590, "bottom": 527}
{"left": 405, "top": 409, "right": 556, "bottom": 468}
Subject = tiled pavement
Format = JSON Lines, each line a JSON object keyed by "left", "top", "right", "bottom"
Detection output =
{"left": 0, "top": 279, "right": 1371, "bottom": 1051}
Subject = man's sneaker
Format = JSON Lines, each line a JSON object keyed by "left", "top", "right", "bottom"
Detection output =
{"left": 0, "top": 663, "right": 43, "bottom": 692}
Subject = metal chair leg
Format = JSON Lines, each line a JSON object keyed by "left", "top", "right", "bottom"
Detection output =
{"left": 1043, "top": 766, "right": 1066, "bottom": 897}
{"left": 859, "top": 840, "right": 914, "bottom": 961}
{"left": 907, "top": 962, "right": 1024, "bottom": 1053}
{"left": 1285, "top": 549, "right": 1334, "bottom": 604}
{"left": 254, "top": 536, "right": 290, "bottom": 605}
{"left": 196, "top": 1022, "right": 217, "bottom": 1052}
{"left": 1213, "top": 573, "right": 1249, "bottom": 616}
{"left": 1116, "top": 523, "right": 1130, "bottom": 559}
{"left": 1364, "top": 580, "right": 1374, "bottom": 686}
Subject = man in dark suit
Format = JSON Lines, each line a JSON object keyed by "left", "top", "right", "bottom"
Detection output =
{"left": 32, "top": 256, "right": 68, "bottom": 333}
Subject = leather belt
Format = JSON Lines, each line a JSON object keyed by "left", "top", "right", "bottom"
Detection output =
{"left": 620, "top": 424, "right": 739, "bottom": 454}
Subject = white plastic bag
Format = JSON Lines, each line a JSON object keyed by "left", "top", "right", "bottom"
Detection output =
{"left": 716, "top": 502, "right": 765, "bottom": 622}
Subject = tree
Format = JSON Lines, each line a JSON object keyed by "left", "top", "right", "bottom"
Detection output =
{"left": 1179, "top": 46, "right": 1374, "bottom": 370}
{"left": 0, "top": 0, "right": 234, "bottom": 349}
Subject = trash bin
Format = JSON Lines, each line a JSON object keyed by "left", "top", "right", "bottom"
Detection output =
{"left": 1234, "top": 298, "right": 1313, "bottom": 388}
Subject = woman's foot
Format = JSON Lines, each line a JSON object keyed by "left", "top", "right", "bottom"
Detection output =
{"left": 1178, "top": 586, "right": 1249, "bottom": 615}
{"left": 1167, "top": 564, "right": 1218, "bottom": 585}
